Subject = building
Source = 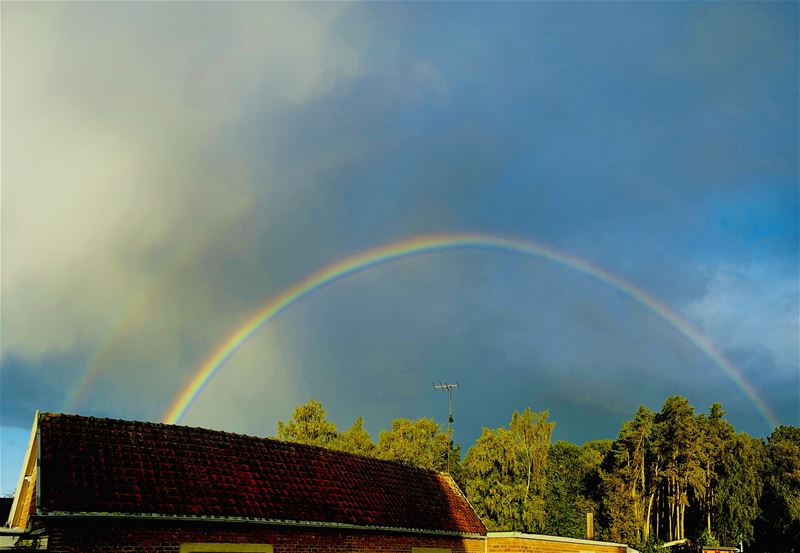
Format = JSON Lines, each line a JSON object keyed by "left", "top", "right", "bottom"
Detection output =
{"left": 487, "top": 532, "right": 632, "bottom": 553}
{"left": 5, "top": 412, "right": 634, "bottom": 553}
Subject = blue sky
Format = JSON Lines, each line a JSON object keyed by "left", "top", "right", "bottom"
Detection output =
{"left": 1, "top": 2, "right": 797, "bottom": 495}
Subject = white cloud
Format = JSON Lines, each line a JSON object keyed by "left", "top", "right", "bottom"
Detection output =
{"left": 686, "top": 264, "right": 799, "bottom": 375}
{"left": 1, "top": 3, "right": 363, "bottom": 362}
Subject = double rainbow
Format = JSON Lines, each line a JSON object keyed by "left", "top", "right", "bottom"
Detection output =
{"left": 160, "top": 232, "right": 779, "bottom": 428}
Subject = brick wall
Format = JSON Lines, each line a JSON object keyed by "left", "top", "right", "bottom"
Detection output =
{"left": 41, "top": 519, "right": 486, "bottom": 553}
{"left": 487, "top": 535, "right": 627, "bottom": 553}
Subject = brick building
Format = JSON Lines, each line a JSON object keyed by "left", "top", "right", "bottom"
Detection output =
{"left": 487, "top": 532, "right": 631, "bottom": 553}
{"left": 4, "top": 413, "right": 633, "bottom": 553}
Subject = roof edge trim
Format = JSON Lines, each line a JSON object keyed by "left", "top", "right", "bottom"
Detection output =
{"left": 487, "top": 531, "right": 626, "bottom": 548}
{"left": 6, "top": 411, "right": 39, "bottom": 529}
{"left": 35, "top": 512, "right": 486, "bottom": 538}
{"left": 439, "top": 472, "right": 483, "bottom": 528}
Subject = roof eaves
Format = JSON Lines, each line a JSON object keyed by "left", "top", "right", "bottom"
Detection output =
{"left": 35, "top": 512, "right": 487, "bottom": 538}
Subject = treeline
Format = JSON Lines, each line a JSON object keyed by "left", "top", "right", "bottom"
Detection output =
{"left": 273, "top": 397, "right": 799, "bottom": 553}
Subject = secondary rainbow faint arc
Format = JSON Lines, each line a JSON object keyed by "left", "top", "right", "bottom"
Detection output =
{"left": 161, "top": 232, "right": 779, "bottom": 427}
{"left": 64, "top": 197, "right": 253, "bottom": 412}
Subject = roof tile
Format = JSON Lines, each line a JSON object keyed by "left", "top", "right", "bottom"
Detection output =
{"left": 38, "top": 413, "right": 485, "bottom": 535}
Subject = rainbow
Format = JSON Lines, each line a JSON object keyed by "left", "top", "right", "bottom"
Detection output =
{"left": 63, "top": 199, "right": 251, "bottom": 412}
{"left": 161, "top": 232, "right": 780, "bottom": 427}
{"left": 64, "top": 293, "right": 155, "bottom": 411}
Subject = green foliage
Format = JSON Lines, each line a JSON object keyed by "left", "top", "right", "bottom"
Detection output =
{"left": 544, "top": 441, "right": 601, "bottom": 538}
{"left": 330, "top": 416, "right": 377, "bottom": 457}
{"left": 600, "top": 405, "right": 654, "bottom": 544}
{"left": 275, "top": 400, "right": 463, "bottom": 481}
{"left": 713, "top": 433, "right": 763, "bottom": 546}
{"left": 755, "top": 425, "right": 800, "bottom": 552}
{"left": 699, "top": 403, "right": 736, "bottom": 539}
{"left": 511, "top": 409, "right": 553, "bottom": 497}
{"left": 273, "top": 397, "right": 797, "bottom": 552}
{"left": 651, "top": 396, "right": 705, "bottom": 542}
{"left": 464, "top": 409, "right": 553, "bottom": 532}
{"left": 631, "top": 535, "right": 663, "bottom": 553}
{"left": 376, "top": 417, "right": 458, "bottom": 474}
{"left": 696, "top": 528, "right": 719, "bottom": 547}
{"left": 465, "top": 426, "right": 525, "bottom": 530}
{"left": 276, "top": 398, "right": 337, "bottom": 447}
{"left": 276, "top": 399, "right": 379, "bottom": 458}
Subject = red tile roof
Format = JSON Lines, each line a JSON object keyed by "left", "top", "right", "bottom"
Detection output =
{"left": 37, "top": 413, "right": 486, "bottom": 535}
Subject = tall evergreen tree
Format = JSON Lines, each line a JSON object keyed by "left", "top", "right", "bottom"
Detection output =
{"left": 652, "top": 396, "right": 705, "bottom": 542}
{"left": 698, "top": 403, "right": 735, "bottom": 537}
{"left": 601, "top": 405, "right": 654, "bottom": 544}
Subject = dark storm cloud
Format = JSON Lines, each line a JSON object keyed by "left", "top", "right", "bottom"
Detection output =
{"left": 188, "top": 1, "right": 798, "bottom": 439}
{"left": 0, "top": 353, "right": 82, "bottom": 428}
{"left": 231, "top": 0, "right": 796, "bottom": 275}
{"left": 2, "top": 0, "right": 797, "bottom": 458}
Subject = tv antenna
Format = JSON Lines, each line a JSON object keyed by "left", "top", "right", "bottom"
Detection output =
{"left": 433, "top": 382, "right": 460, "bottom": 473}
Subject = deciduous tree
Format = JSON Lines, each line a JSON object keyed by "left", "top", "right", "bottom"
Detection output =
{"left": 545, "top": 440, "right": 605, "bottom": 538}
{"left": 714, "top": 432, "right": 763, "bottom": 547}
{"left": 376, "top": 417, "right": 456, "bottom": 473}
{"left": 331, "top": 416, "right": 376, "bottom": 457}
{"left": 276, "top": 398, "right": 337, "bottom": 447}
{"left": 755, "top": 425, "right": 800, "bottom": 552}
{"left": 465, "top": 408, "right": 553, "bottom": 532}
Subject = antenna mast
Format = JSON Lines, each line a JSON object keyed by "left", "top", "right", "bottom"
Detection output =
{"left": 433, "top": 381, "right": 460, "bottom": 473}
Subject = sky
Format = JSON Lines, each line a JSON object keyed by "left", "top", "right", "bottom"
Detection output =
{"left": 1, "top": 2, "right": 798, "bottom": 495}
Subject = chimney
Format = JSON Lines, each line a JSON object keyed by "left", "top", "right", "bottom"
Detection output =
{"left": 586, "top": 512, "right": 594, "bottom": 540}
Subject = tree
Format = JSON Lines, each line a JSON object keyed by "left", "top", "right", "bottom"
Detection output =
{"left": 755, "top": 425, "right": 800, "bottom": 552}
{"left": 330, "top": 416, "right": 377, "bottom": 457}
{"left": 464, "top": 408, "right": 553, "bottom": 532}
{"left": 651, "top": 396, "right": 705, "bottom": 542}
{"left": 465, "top": 426, "right": 528, "bottom": 530}
{"left": 698, "top": 403, "right": 735, "bottom": 537}
{"left": 601, "top": 405, "right": 654, "bottom": 544}
{"left": 544, "top": 441, "right": 584, "bottom": 538}
{"left": 713, "top": 432, "right": 763, "bottom": 547}
{"left": 511, "top": 409, "right": 553, "bottom": 508}
{"left": 276, "top": 398, "right": 337, "bottom": 447}
{"left": 376, "top": 417, "right": 457, "bottom": 473}
{"left": 544, "top": 440, "right": 606, "bottom": 539}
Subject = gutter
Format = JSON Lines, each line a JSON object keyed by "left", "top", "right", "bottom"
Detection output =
{"left": 34, "top": 513, "right": 485, "bottom": 539}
